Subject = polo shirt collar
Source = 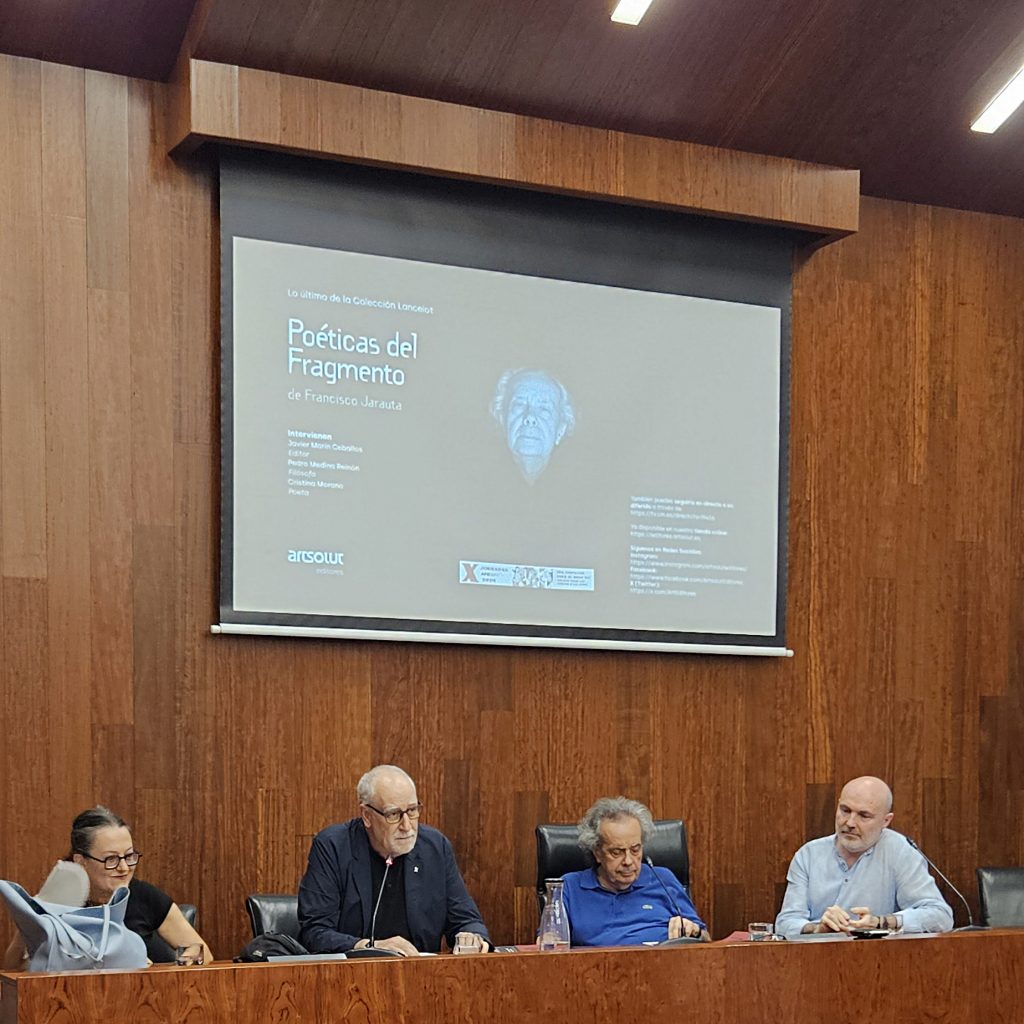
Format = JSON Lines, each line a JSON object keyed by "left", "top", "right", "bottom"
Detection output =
{"left": 578, "top": 864, "right": 653, "bottom": 894}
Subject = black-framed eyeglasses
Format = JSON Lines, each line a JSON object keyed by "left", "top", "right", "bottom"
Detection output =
{"left": 78, "top": 851, "right": 142, "bottom": 870}
{"left": 364, "top": 802, "right": 423, "bottom": 825}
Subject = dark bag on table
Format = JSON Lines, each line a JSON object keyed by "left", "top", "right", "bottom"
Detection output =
{"left": 234, "top": 932, "right": 309, "bottom": 962}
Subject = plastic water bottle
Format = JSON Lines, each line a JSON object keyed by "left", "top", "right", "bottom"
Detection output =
{"left": 537, "top": 879, "right": 570, "bottom": 951}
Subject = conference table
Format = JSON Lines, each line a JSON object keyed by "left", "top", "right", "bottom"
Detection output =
{"left": 2, "top": 930, "right": 1021, "bottom": 1023}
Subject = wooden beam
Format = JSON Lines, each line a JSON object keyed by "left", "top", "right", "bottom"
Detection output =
{"left": 168, "top": 58, "right": 858, "bottom": 240}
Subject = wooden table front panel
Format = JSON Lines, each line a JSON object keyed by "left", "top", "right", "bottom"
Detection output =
{"left": 1, "top": 931, "right": 1020, "bottom": 1024}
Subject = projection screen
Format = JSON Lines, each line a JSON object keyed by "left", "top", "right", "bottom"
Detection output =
{"left": 218, "top": 149, "right": 796, "bottom": 655}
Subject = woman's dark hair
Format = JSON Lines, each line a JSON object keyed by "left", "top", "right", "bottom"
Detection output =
{"left": 67, "top": 805, "right": 129, "bottom": 860}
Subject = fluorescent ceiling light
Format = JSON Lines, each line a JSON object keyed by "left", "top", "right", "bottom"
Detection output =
{"left": 611, "top": 0, "right": 654, "bottom": 26}
{"left": 971, "top": 64, "right": 1024, "bottom": 133}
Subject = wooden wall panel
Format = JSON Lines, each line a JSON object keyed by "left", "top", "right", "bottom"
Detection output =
{"left": 0, "top": 57, "right": 46, "bottom": 582}
{"left": 40, "top": 62, "right": 92, "bottom": 813}
{"left": 2, "top": 51, "right": 1024, "bottom": 961}
{"left": 86, "top": 286, "right": 134, "bottom": 726}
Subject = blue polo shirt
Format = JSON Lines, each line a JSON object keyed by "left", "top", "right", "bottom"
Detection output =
{"left": 561, "top": 864, "right": 706, "bottom": 946}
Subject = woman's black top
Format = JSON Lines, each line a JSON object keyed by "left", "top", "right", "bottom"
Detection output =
{"left": 123, "top": 878, "right": 174, "bottom": 962}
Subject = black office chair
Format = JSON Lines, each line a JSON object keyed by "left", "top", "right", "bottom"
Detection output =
{"left": 535, "top": 818, "right": 690, "bottom": 912}
{"left": 245, "top": 893, "right": 301, "bottom": 939}
{"left": 977, "top": 867, "right": 1024, "bottom": 927}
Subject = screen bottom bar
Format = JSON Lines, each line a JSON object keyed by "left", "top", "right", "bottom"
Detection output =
{"left": 212, "top": 622, "right": 793, "bottom": 657}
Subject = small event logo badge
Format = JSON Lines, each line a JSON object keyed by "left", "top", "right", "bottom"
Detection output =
{"left": 459, "top": 560, "right": 593, "bottom": 591}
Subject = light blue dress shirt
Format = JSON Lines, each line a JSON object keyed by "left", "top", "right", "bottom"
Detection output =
{"left": 774, "top": 828, "right": 954, "bottom": 938}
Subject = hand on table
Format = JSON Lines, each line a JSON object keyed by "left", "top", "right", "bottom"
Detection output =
{"left": 846, "top": 907, "right": 881, "bottom": 929}
{"left": 452, "top": 932, "right": 488, "bottom": 954}
{"left": 817, "top": 905, "right": 854, "bottom": 932}
{"left": 816, "top": 905, "right": 879, "bottom": 933}
{"left": 355, "top": 935, "right": 420, "bottom": 956}
{"left": 667, "top": 916, "right": 702, "bottom": 939}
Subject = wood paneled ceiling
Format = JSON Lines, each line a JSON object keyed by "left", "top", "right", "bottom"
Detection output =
{"left": 2, "top": 0, "right": 1023, "bottom": 217}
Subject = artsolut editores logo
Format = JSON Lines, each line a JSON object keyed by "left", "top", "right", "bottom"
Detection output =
{"left": 287, "top": 548, "right": 344, "bottom": 575}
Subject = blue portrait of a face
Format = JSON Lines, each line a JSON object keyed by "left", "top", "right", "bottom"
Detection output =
{"left": 491, "top": 369, "right": 575, "bottom": 482}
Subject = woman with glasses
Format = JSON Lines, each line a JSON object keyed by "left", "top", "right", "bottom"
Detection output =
{"left": 3, "top": 805, "right": 213, "bottom": 967}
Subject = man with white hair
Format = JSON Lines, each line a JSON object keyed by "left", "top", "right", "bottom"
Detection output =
{"left": 775, "top": 775, "right": 953, "bottom": 938}
{"left": 299, "top": 764, "right": 490, "bottom": 955}
{"left": 490, "top": 368, "right": 575, "bottom": 483}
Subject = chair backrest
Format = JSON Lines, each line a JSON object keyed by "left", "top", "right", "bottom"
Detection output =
{"left": 535, "top": 818, "right": 689, "bottom": 910}
{"left": 245, "top": 893, "right": 300, "bottom": 939}
{"left": 977, "top": 867, "right": 1024, "bottom": 927}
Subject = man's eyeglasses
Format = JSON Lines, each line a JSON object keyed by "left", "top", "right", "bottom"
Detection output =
{"left": 79, "top": 851, "right": 142, "bottom": 870}
{"left": 364, "top": 802, "right": 423, "bottom": 825}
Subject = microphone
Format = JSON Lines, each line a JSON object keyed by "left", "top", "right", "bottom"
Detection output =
{"left": 368, "top": 856, "right": 393, "bottom": 947}
{"left": 646, "top": 857, "right": 703, "bottom": 942}
{"left": 904, "top": 836, "right": 984, "bottom": 930}
{"left": 347, "top": 855, "right": 405, "bottom": 958}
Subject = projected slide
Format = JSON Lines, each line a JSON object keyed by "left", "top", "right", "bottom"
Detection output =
{"left": 231, "top": 236, "right": 781, "bottom": 637}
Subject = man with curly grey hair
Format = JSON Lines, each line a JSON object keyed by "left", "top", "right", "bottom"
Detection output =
{"left": 562, "top": 796, "right": 707, "bottom": 945}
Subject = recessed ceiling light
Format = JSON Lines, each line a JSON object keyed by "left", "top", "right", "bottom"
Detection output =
{"left": 971, "top": 64, "right": 1024, "bottom": 133}
{"left": 611, "top": 0, "right": 654, "bottom": 26}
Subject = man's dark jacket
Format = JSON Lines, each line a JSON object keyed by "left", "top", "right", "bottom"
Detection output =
{"left": 298, "top": 819, "right": 490, "bottom": 953}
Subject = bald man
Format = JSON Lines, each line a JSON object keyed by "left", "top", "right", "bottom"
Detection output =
{"left": 775, "top": 776, "right": 953, "bottom": 938}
